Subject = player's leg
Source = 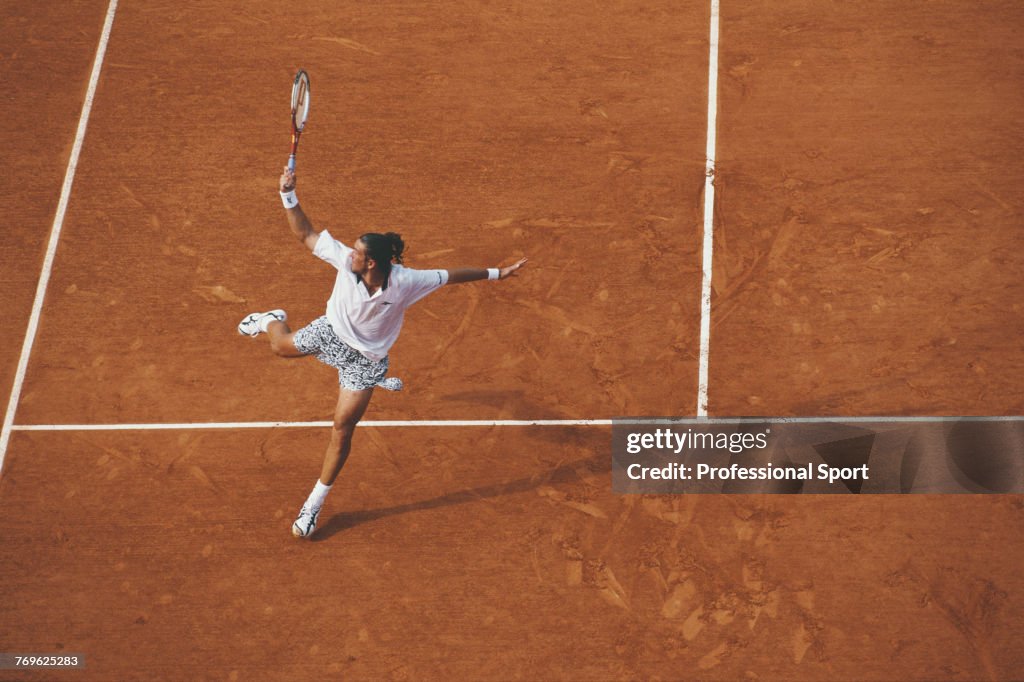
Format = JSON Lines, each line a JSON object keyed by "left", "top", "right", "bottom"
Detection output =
{"left": 238, "top": 310, "right": 309, "bottom": 358}
{"left": 292, "top": 386, "right": 375, "bottom": 539}
{"left": 321, "top": 385, "right": 376, "bottom": 484}
{"left": 266, "top": 320, "right": 306, "bottom": 358}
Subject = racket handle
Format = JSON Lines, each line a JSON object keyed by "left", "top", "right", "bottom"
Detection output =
{"left": 287, "top": 155, "right": 296, "bottom": 172}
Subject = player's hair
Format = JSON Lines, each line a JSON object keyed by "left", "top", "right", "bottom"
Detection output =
{"left": 359, "top": 232, "right": 405, "bottom": 279}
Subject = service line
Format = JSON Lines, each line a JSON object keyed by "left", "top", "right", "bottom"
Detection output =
{"left": 696, "top": 0, "right": 721, "bottom": 418}
{"left": 10, "top": 416, "right": 1022, "bottom": 432}
{"left": 11, "top": 420, "right": 615, "bottom": 431}
{"left": 0, "top": 0, "right": 120, "bottom": 473}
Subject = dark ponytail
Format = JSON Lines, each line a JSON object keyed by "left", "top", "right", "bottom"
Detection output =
{"left": 359, "top": 232, "right": 405, "bottom": 279}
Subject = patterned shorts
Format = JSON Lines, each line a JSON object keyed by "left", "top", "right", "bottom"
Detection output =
{"left": 293, "top": 316, "right": 389, "bottom": 391}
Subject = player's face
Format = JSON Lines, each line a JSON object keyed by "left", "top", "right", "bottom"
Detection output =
{"left": 351, "top": 240, "right": 375, "bottom": 275}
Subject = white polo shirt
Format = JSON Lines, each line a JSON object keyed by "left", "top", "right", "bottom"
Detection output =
{"left": 312, "top": 230, "right": 448, "bottom": 361}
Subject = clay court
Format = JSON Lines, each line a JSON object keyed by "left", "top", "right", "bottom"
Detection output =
{"left": 2, "top": 0, "right": 1023, "bottom": 679}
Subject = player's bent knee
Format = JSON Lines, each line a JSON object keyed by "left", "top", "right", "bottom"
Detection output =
{"left": 271, "top": 335, "right": 299, "bottom": 357}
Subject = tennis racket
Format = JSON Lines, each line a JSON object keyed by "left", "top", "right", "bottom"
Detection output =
{"left": 288, "top": 69, "right": 311, "bottom": 172}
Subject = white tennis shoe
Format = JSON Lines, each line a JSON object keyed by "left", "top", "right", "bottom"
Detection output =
{"left": 292, "top": 504, "right": 320, "bottom": 538}
{"left": 237, "top": 309, "right": 287, "bottom": 337}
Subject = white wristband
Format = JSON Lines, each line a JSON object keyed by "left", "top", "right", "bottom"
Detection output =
{"left": 280, "top": 190, "right": 298, "bottom": 209}
{"left": 487, "top": 268, "right": 500, "bottom": 280}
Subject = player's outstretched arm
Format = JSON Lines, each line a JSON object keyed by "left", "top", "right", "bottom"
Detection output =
{"left": 446, "top": 258, "right": 528, "bottom": 285}
{"left": 279, "top": 167, "right": 320, "bottom": 252}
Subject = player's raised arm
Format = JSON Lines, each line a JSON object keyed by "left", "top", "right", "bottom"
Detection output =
{"left": 279, "top": 167, "right": 320, "bottom": 252}
{"left": 446, "top": 258, "right": 528, "bottom": 285}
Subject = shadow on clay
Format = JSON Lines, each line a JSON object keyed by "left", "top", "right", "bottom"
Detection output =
{"left": 313, "top": 435, "right": 609, "bottom": 541}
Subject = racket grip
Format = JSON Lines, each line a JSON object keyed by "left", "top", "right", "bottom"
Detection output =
{"left": 287, "top": 155, "right": 296, "bottom": 172}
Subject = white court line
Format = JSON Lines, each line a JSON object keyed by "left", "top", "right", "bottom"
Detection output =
{"left": 0, "top": 0, "right": 120, "bottom": 473}
{"left": 696, "top": 0, "right": 721, "bottom": 418}
{"left": 9, "top": 416, "right": 1021, "bottom": 432}
{"left": 11, "top": 420, "right": 614, "bottom": 431}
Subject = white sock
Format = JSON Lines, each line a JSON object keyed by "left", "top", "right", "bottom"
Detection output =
{"left": 305, "top": 480, "right": 332, "bottom": 510}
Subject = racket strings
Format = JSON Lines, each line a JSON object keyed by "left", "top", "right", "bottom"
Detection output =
{"left": 288, "top": 70, "right": 310, "bottom": 170}
{"left": 292, "top": 72, "right": 310, "bottom": 130}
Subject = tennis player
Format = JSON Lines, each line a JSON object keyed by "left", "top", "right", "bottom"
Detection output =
{"left": 239, "top": 167, "right": 527, "bottom": 539}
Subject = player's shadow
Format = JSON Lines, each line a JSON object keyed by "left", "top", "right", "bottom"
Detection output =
{"left": 313, "top": 447, "right": 608, "bottom": 542}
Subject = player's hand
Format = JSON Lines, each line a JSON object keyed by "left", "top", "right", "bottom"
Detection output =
{"left": 498, "top": 258, "right": 528, "bottom": 280}
{"left": 280, "top": 166, "right": 296, "bottom": 193}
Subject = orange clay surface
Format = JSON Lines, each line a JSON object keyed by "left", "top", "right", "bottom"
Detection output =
{"left": 1, "top": 1, "right": 1022, "bottom": 680}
